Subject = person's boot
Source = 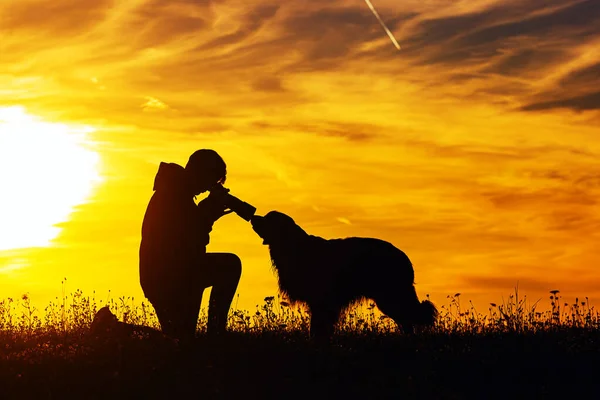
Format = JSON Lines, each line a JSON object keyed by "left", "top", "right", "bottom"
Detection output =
{"left": 90, "top": 306, "right": 120, "bottom": 336}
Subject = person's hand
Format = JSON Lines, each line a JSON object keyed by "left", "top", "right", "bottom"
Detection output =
{"left": 198, "top": 192, "right": 233, "bottom": 222}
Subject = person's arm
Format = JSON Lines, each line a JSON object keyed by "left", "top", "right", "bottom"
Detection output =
{"left": 196, "top": 192, "right": 232, "bottom": 226}
{"left": 186, "top": 194, "right": 231, "bottom": 260}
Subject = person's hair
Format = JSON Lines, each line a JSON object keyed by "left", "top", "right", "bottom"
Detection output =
{"left": 185, "top": 149, "right": 227, "bottom": 185}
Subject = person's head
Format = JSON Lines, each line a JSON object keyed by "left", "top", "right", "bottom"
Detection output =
{"left": 185, "top": 149, "right": 227, "bottom": 195}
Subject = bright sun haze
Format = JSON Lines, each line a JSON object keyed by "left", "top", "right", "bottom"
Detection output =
{"left": 0, "top": 107, "right": 101, "bottom": 251}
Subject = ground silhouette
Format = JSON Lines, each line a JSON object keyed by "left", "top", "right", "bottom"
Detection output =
{"left": 2, "top": 292, "right": 600, "bottom": 400}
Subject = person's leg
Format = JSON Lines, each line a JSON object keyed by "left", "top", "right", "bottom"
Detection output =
{"left": 201, "top": 253, "right": 242, "bottom": 335}
{"left": 90, "top": 306, "right": 168, "bottom": 339}
{"left": 147, "top": 286, "right": 205, "bottom": 341}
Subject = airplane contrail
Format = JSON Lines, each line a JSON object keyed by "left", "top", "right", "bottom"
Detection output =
{"left": 363, "top": 0, "right": 401, "bottom": 51}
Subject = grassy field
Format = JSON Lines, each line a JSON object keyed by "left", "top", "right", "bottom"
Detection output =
{"left": 1, "top": 289, "right": 600, "bottom": 399}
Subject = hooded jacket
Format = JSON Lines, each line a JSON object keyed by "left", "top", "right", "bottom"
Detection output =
{"left": 139, "top": 162, "right": 215, "bottom": 297}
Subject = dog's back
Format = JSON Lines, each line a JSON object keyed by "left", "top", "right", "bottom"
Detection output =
{"left": 312, "top": 237, "right": 415, "bottom": 301}
{"left": 270, "top": 235, "right": 415, "bottom": 306}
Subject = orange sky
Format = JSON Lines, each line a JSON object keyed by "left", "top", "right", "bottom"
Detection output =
{"left": 1, "top": 0, "right": 599, "bottom": 315}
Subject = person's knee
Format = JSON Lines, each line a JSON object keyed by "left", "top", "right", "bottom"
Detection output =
{"left": 205, "top": 253, "right": 242, "bottom": 285}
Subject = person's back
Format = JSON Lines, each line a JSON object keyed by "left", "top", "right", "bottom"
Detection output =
{"left": 140, "top": 162, "right": 212, "bottom": 296}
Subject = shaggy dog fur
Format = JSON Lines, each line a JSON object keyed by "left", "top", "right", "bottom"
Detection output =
{"left": 251, "top": 211, "right": 438, "bottom": 340}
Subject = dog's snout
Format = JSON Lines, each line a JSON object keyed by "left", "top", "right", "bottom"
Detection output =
{"left": 251, "top": 215, "right": 264, "bottom": 227}
{"left": 250, "top": 215, "right": 268, "bottom": 244}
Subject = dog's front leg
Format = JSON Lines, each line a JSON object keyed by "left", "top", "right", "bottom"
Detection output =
{"left": 308, "top": 304, "right": 340, "bottom": 344}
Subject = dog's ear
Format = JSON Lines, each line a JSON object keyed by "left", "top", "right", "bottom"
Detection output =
{"left": 277, "top": 215, "right": 307, "bottom": 238}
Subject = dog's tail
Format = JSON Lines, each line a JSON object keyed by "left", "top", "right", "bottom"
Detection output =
{"left": 416, "top": 299, "right": 438, "bottom": 326}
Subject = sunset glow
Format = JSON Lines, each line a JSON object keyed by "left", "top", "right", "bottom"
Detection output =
{"left": 0, "top": 0, "right": 599, "bottom": 314}
{"left": 0, "top": 107, "right": 101, "bottom": 252}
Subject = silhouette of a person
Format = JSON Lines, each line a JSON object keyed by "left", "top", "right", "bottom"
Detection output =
{"left": 139, "top": 149, "right": 242, "bottom": 340}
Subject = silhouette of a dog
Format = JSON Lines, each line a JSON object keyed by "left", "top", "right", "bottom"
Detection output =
{"left": 251, "top": 211, "right": 437, "bottom": 341}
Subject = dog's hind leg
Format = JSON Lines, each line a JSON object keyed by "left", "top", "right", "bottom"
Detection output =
{"left": 308, "top": 303, "right": 342, "bottom": 343}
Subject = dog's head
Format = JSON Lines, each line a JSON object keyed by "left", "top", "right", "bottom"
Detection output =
{"left": 251, "top": 211, "right": 307, "bottom": 245}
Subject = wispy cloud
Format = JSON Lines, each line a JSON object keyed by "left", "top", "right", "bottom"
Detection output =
{"left": 142, "top": 96, "right": 169, "bottom": 112}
